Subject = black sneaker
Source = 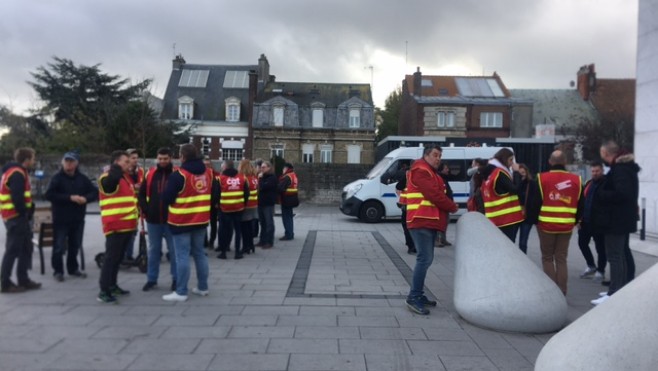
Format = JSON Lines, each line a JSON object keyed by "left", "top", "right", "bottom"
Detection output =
{"left": 1, "top": 281, "right": 27, "bottom": 294}
{"left": 20, "top": 280, "right": 42, "bottom": 290}
{"left": 97, "top": 291, "right": 118, "bottom": 304}
{"left": 142, "top": 282, "right": 157, "bottom": 292}
{"left": 217, "top": 252, "right": 227, "bottom": 260}
{"left": 405, "top": 297, "right": 429, "bottom": 315}
{"left": 234, "top": 253, "right": 243, "bottom": 260}
{"left": 420, "top": 295, "right": 438, "bottom": 307}
{"left": 54, "top": 273, "right": 65, "bottom": 282}
{"left": 407, "top": 247, "right": 417, "bottom": 255}
{"left": 70, "top": 271, "right": 87, "bottom": 278}
{"left": 110, "top": 285, "right": 130, "bottom": 296}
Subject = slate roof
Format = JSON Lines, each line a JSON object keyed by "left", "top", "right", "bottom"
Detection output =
{"left": 403, "top": 74, "right": 511, "bottom": 98}
{"left": 509, "top": 89, "right": 599, "bottom": 128}
{"left": 257, "top": 82, "right": 372, "bottom": 107}
{"left": 161, "top": 63, "right": 257, "bottom": 121}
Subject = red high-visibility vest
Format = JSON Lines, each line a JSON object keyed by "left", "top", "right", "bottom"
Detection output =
{"left": 98, "top": 172, "right": 138, "bottom": 235}
{"left": 537, "top": 170, "right": 582, "bottom": 233}
{"left": 219, "top": 174, "right": 245, "bottom": 213}
{"left": 245, "top": 175, "right": 258, "bottom": 209}
{"left": 405, "top": 161, "right": 441, "bottom": 225}
{"left": 281, "top": 172, "right": 298, "bottom": 197}
{"left": 481, "top": 167, "right": 524, "bottom": 227}
{"left": 0, "top": 166, "right": 32, "bottom": 221}
{"left": 167, "top": 168, "right": 212, "bottom": 227}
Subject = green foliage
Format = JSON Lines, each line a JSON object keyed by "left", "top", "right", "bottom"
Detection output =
{"left": 376, "top": 86, "right": 402, "bottom": 142}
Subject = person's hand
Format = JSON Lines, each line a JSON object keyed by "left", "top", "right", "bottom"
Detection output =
{"left": 510, "top": 163, "right": 520, "bottom": 172}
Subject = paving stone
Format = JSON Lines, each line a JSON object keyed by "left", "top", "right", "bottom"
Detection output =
{"left": 128, "top": 353, "right": 214, "bottom": 370}
{"left": 0, "top": 352, "right": 62, "bottom": 370}
{"left": 294, "top": 325, "right": 361, "bottom": 339}
{"left": 277, "top": 314, "right": 338, "bottom": 326}
{"left": 241, "top": 305, "right": 300, "bottom": 315}
{"left": 0, "top": 336, "right": 61, "bottom": 353}
{"left": 298, "top": 306, "right": 355, "bottom": 316}
{"left": 289, "top": 354, "right": 366, "bottom": 371}
{"left": 228, "top": 326, "right": 295, "bottom": 338}
{"left": 268, "top": 338, "right": 339, "bottom": 353}
{"left": 407, "top": 340, "right": 485, "bottom": 357}
{"left": 47, "top": 338, "right": 129, "bottom": 354}
{"left": 217, "top": 314, "right": 277, "bottom": 326}
{"left": 160, "top": 325, "right": 231, "bottom": 339}
{"left": 365, "top": 354, "right": 446, "bottom": 371}
{"left": 338, "top": 315, "right": 398, "bottom": 327}
{"left": 49, "top": 353, "right": 138, "bottom": 370}
{"left": 481, "top": 347, "right": 535, "bottom": 370}
{"left": 422, "top": 328, "right": 471, "bottom": 341}
{"left": 182, "top": 304, "right": 244, "bottom": 316}
{"left": 89, "top": 314, "right": 160, "bottom": 327}
{"left": 439, "top": 355, "right": 499, "bottom": 371}
{"left": 92, "top": 325, "right": 168, "bottom": 339}
{"left": 359, "top": 327, "right": 427, "bottom": 340}
{"left": 152, "top": 314, "right": 220, "bottom": 326}
{"left": 207, "top": 353, "right": 290, "bottom": 370}
{"left": 339, "top": 339, "right": 411, "bottom": 354}
{"left": 195, "top": 338, "right": 269, "bottom": 354}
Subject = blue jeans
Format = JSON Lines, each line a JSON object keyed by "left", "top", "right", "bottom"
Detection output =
{"left": 51, "top": 221, "right": 85, "bottom": 275}
{"left": 172, "top": 228, "right": 209, "bottom": 296}
{"left": 146, "top": 223, "right": 176, "bottom": 284}
{"left": 517, "top": 222, "right": 533, "bottom": 254}
{"left": 408, "top": 228, "right": 437, "bottom": 299}
{"left": 281, "top": 206, "right": 294, "bottom": 238}
{"left": 258, "top": 205, "right": 275, "bottom": 245}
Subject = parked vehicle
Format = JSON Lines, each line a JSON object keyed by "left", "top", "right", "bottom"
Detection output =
{"left": 340, "top": 146, "right": 509, "bottom": 223}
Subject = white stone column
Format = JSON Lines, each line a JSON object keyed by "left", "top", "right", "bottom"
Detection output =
{"left": 636, "top": 0, "right": 658, "bottom": 237}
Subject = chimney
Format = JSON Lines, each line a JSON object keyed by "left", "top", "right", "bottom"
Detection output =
{"left": 576, "top": 64, "right": 596, "bottom": 100}
{"left": 258, "top": 54, "right": 270, "bottom": 83}
{"left": 413, "top": 67, "right": 422, "bottom": 97}
{"left": 172, "top": 54, "right": 186, "bottom": 70}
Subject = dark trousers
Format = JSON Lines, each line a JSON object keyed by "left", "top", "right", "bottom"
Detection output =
{"left": 241, "top": 220, "right": 254, "bottom": 251}
{"left": 52, "top": 221, "right": 85, "bottom": 275}
{"left": 517, "top": 221, "right": 533, "bottom": 254}
{"left": 400, "top": 208, "right": 415, "bottom": 249}
{"left": 258, "top": 205, "right": 275, "bottom": 245}
{"left": 578, "top": 222, "right": 606, "bottom": 273}
{"left": 281, "top": 206, "right": 294, "bottom": 239}
{"left": 1, "top": 217, "right": 32, "bottom": 287}
{"left": 99, "top": 231, "right": 132, "bottom": 293}
{"left": 500, "top": 224, "right": 519, "bottom": 242}
{"left": 604, "top": 233, "right": 635, "bottom": 295}
{"left": 219, "top": 211, "right": 243, "bottom": 254}
{"left": 206, "top": 208, "right": 218, "bottom": 248}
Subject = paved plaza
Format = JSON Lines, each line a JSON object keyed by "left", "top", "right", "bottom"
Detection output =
{"left": 0, "top": 205, "right": 656, "bottom": 371}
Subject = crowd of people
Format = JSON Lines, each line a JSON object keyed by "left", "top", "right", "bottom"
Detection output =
{"left": 0, "top": 145, "right": 300, "bottom": 304}
{"left": 401, "top": 140, "right": 640, "bottom": 315}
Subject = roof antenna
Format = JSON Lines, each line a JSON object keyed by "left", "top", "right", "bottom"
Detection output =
{"left": 172, "top": 43, "right": 177, "bottom": 58}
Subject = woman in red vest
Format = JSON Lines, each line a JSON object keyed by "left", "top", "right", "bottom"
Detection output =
{"left": 238, "top": 159, "right": 258, "bottom": 254}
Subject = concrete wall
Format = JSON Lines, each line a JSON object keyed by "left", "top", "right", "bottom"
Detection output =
{"left": 636, "top": 0, "right": 658, "bottom": 237}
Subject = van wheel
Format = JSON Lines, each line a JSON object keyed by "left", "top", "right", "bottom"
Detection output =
{"left": 359, "top": 201, "right": 383, "bottom": 223}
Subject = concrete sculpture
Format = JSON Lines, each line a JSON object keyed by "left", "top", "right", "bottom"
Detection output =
{"left": 535, "top": 262, "right": 658, "bottom": 370}
{"left": 453, "top": 212, "right": 567, "bottom": 333}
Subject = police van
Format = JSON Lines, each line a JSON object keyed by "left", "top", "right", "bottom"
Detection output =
{"left": 339, "top": 145, "right": 507, "bottom": 223}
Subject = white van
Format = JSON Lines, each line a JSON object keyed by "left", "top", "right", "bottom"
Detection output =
{"left": 339, "top": 146, "right": 507, "bottom": 223}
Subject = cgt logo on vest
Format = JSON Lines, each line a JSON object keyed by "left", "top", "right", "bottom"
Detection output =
{"left": 226, "top": 177, "right": 242, "bottom": 190}
{"left": 193, "top": 175, "right": 209, "bottom": 192}
{"left": 555, "top": 180, "right": 573, "bottom": 190}
{"left": 548, "top": 190, "right": 572, "bottom": 204}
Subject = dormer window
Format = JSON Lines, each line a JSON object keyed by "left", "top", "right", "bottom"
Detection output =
{"left": 225, "top": 97, "right": 241, "bottom": 122}
{"left": 311, "top": 102, "right": 325, "bottom": 128}
{"left": 178, "top": 96, "right": 194, "bottom": 120}
{"left": 349, "top": 107, "right": 361, "bottom": 128}
{"left": 273, "top": 105, "right": 284, "bottom": 127}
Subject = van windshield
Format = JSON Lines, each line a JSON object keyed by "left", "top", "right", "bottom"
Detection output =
{"left": 366, "top": 157, "right": 393, "bottom": 180}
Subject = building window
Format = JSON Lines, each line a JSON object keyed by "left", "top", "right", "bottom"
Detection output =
{"left": 225, "top": 97, "right": 241, "bottom": 122}
{"left": 480, "top": 112, "right": 503, "bottom": 128}
{"left": 201, "top": 137, "right": 211, "bottom": 156}
{"left": 302, "top": 143, "right": 315, "bottom": 163}
{"left": 223, "top": 148, "right": 243, "bottom": 161}
{"left": 271, "top": 143, "right": 284, "bottom": 159}
{"left": 349, "top": 109, "right": 360, "bottom": 128}
{"left": 273, "top": 107, "right": 284, "bottom": 127}
{"left": 437, "top": 112, "right": 455, "bottom": 128}
{"left": 346, "top": 145, "right": 361, "bottom": 164}
{"left": 320, "top": 145, "right": 333, "bottom": 163}
{"left": 312, "top": 109, "right": 323, "bottom": 128}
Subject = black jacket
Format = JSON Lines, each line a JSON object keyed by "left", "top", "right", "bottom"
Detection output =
{"left": 162, "top": 158, "right": 219, "bottom": 234}
{"left": 278, "top": 170, "right": 300, "bottom": 208}
{"left": 1, "top": 162, "right": 35, "bottom": 220}
{"left": 258, "top": 172, "right": 278, "bottom": 206}
{"left": 45, "top": 167, "right": 97, "bottom": 225}
{"left": 590, "top": 154, "right": 640, "bottom": 234}
{"left": 138, "top": 164, "right": 173, "bottom": 224}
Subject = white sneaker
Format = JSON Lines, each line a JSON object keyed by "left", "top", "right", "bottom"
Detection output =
{"left": 599, "top": 291, "right": 608, "bottom": 297}
{"left": 591, "top": 294, "right": 609, "bottom": 306}
{"left": 162, "top": 291, "right": 188, "bottom": 302}
{"left": 580, "top": 267, "right": 597, "bottom": 278}
{"left": 191, "top": 288, "right": 209, "bottom": 296}
{"left": 593, "top": 272, "right": 604, "bottom": 282}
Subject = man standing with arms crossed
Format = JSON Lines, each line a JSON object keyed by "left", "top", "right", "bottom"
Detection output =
{"left": 405, "top": 146, "right": 457, "bottom": 315}
{"left": 45, "top": 151, "right": 97, "bottom": 282}
{"left": 0, "top": 147, "right": 41, "bottom": 293}
{"left": 97, "top": 150, "right": 136, "bottom": 303}
{"left": 139, "top": 147, "right": 177, "bottom": 292}
{"left": 124, "top": 148, "right": 145, "bottom": 262}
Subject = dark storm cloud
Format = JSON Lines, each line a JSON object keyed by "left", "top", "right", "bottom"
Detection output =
{"left": 0, "top": 0, "right": 637, "bottom": 112}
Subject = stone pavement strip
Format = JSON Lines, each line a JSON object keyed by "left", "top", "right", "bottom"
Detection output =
{"left": 0, "top": 205, "right": 656, "bottom": 371}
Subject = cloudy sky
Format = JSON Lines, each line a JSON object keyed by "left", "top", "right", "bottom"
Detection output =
{"left": 1, "top": 0, "right": 638, "bottom": 114}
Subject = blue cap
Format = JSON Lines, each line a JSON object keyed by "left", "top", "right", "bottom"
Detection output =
{"left": 63, "top": 151, "right": 80, "bottom": 161}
